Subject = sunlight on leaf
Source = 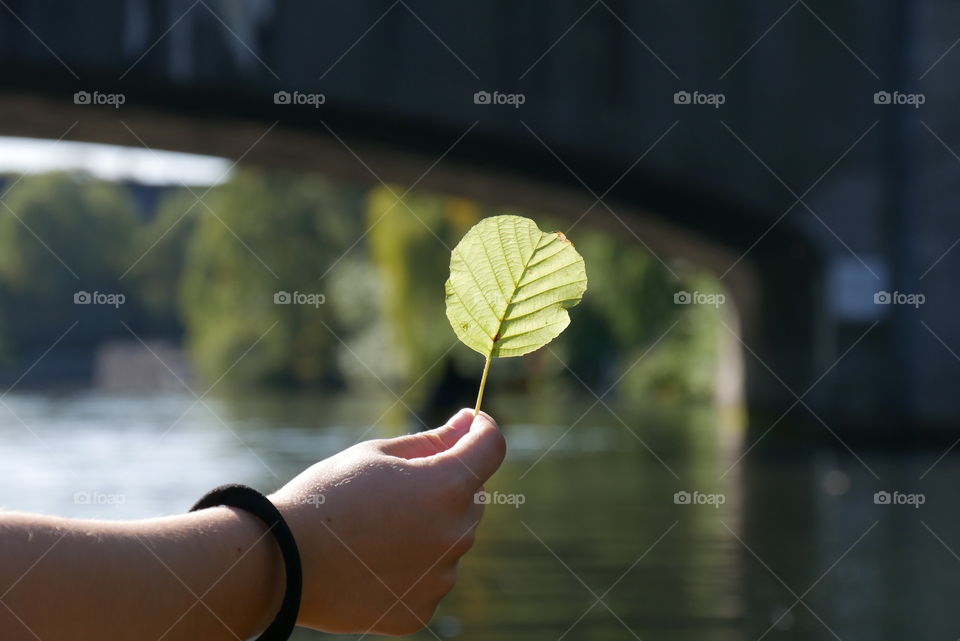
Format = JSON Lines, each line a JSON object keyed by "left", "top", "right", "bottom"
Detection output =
{"left": 444, "top": 215, "right": 588, "bottom": 414}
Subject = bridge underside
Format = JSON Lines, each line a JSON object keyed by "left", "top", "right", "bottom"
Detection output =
{"left": 0, "top": 90, "right": 823, "bottom": 436}
{"left": 1, "top": 0, "right": 957, "bottom": 436}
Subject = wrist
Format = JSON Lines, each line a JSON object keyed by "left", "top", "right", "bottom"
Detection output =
{"left": 270, "top": 492, "right": 333, "bottom": 630}
{"left": 269, "top": 496, "right": 308, "bottom": 622}
{"left": 222, "top": 507, "right": 287, "bottom": 635}
{"left": 178, "top": 506, "right": 286, "bottom": 637}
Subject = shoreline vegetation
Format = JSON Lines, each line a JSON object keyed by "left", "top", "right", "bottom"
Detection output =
{"left": 0, "top": 170, "right": 727, "bottom": 419}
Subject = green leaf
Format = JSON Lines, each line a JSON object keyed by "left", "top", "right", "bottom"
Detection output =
{"left": 444, "top": 215, "right": 587, "bottom": 412}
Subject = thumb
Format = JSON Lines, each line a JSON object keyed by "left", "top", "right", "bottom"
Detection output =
{"left": 431, "top": 410, "right": 506, "bottom": 487}
{"left": 377, "top": 408, "right": 476, "bottom": 459}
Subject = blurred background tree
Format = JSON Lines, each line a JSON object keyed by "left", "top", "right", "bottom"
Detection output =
{"left": 127, "top": 188, "right": 201, "bottom": 337}
{"left": 178, "top": 169, "right": 362, "bottom": 389}
{"left": 362, "top": 185, "right": 725, "bottom": 419}
{"left": 0, "top": 172, "right": 138, "bottom": 358}
{"left": 0, "top": 167, "right": 725, "bottom": 412}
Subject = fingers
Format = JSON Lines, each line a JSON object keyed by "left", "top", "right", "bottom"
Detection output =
{"left": 375, "top": 408, "right": 506, "bottom": 488}
{"left": 376, "top": 408, "right": 475, "bottom": 459}
{"left": 430, "top": 411, "right": 506, "bottom": 488}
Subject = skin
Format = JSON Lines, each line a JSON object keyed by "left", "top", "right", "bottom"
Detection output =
{"left": 0, "top": 408, "right": 505, "bottom": 640}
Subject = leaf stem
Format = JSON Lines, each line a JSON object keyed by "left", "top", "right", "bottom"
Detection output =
{"left": 474, "top": 354, "right": 492, "bottom": 417}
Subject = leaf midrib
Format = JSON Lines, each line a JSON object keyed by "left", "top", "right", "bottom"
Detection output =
{"left": 487, "top": 230, "right": 549, "bottom": 351}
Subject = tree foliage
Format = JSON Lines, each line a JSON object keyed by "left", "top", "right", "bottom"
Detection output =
{"left": 178, "top": 169, "right": 362, "bottom": 388}
{"left": 0, "top": 172, "right": 138, "bottom": 356}
{"left": 0, "top": 168, "right": 724, "bottom": 406}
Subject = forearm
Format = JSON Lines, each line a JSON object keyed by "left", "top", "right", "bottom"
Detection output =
{"left": 0, "top": 507, "right": 283, "bottom": 641}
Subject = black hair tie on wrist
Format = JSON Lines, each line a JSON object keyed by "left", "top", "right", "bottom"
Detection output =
{"left": 191, "top": 484, "right": 302, "bottom": 641}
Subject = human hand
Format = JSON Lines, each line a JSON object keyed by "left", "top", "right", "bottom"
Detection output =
{"left": 270, "top": 408, "right": 505, "bottom": 635}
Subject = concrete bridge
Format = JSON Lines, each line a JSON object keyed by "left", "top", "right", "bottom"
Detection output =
{"left": 1, "top": 0, "right": 958, "bottom": 436}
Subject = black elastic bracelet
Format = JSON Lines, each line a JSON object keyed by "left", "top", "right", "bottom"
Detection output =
{"left": 190, "top": 484, "right": 302, "bottom": 641}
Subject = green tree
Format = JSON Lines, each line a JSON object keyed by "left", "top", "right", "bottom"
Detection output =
{"left": 178, "top": 169, "right": 361, "bottom": 388}
{"left": 126, "top": 188, "right": 202, "bottom": 336}
{"left": 363, "top": 187, "right": 723, "bottom": 410}
{"left": 0, "top": 172, "right": 138, "bottom": 357}
{"left": 363, "top": 186, "right": 492, "bottom": 409}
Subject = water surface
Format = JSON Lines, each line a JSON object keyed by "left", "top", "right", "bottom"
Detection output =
{"left": 2, "top": 391, "right": 955, "bottom": 640}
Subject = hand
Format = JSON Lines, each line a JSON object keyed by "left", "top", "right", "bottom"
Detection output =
{"left": 270, "top": 408, "right": 506, "bottom": 635}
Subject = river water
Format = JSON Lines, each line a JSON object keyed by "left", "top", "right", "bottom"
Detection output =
{"left": 1, "top": 390, "right": 956, "bottom": 640}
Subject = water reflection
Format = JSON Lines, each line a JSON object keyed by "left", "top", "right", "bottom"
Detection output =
{"left": 1, "top": 391, "right": 957, "bottom": 640}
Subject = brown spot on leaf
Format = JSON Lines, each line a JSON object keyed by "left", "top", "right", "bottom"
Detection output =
{"left": 554, "top": 231, "right": 573, "bottom": 245}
